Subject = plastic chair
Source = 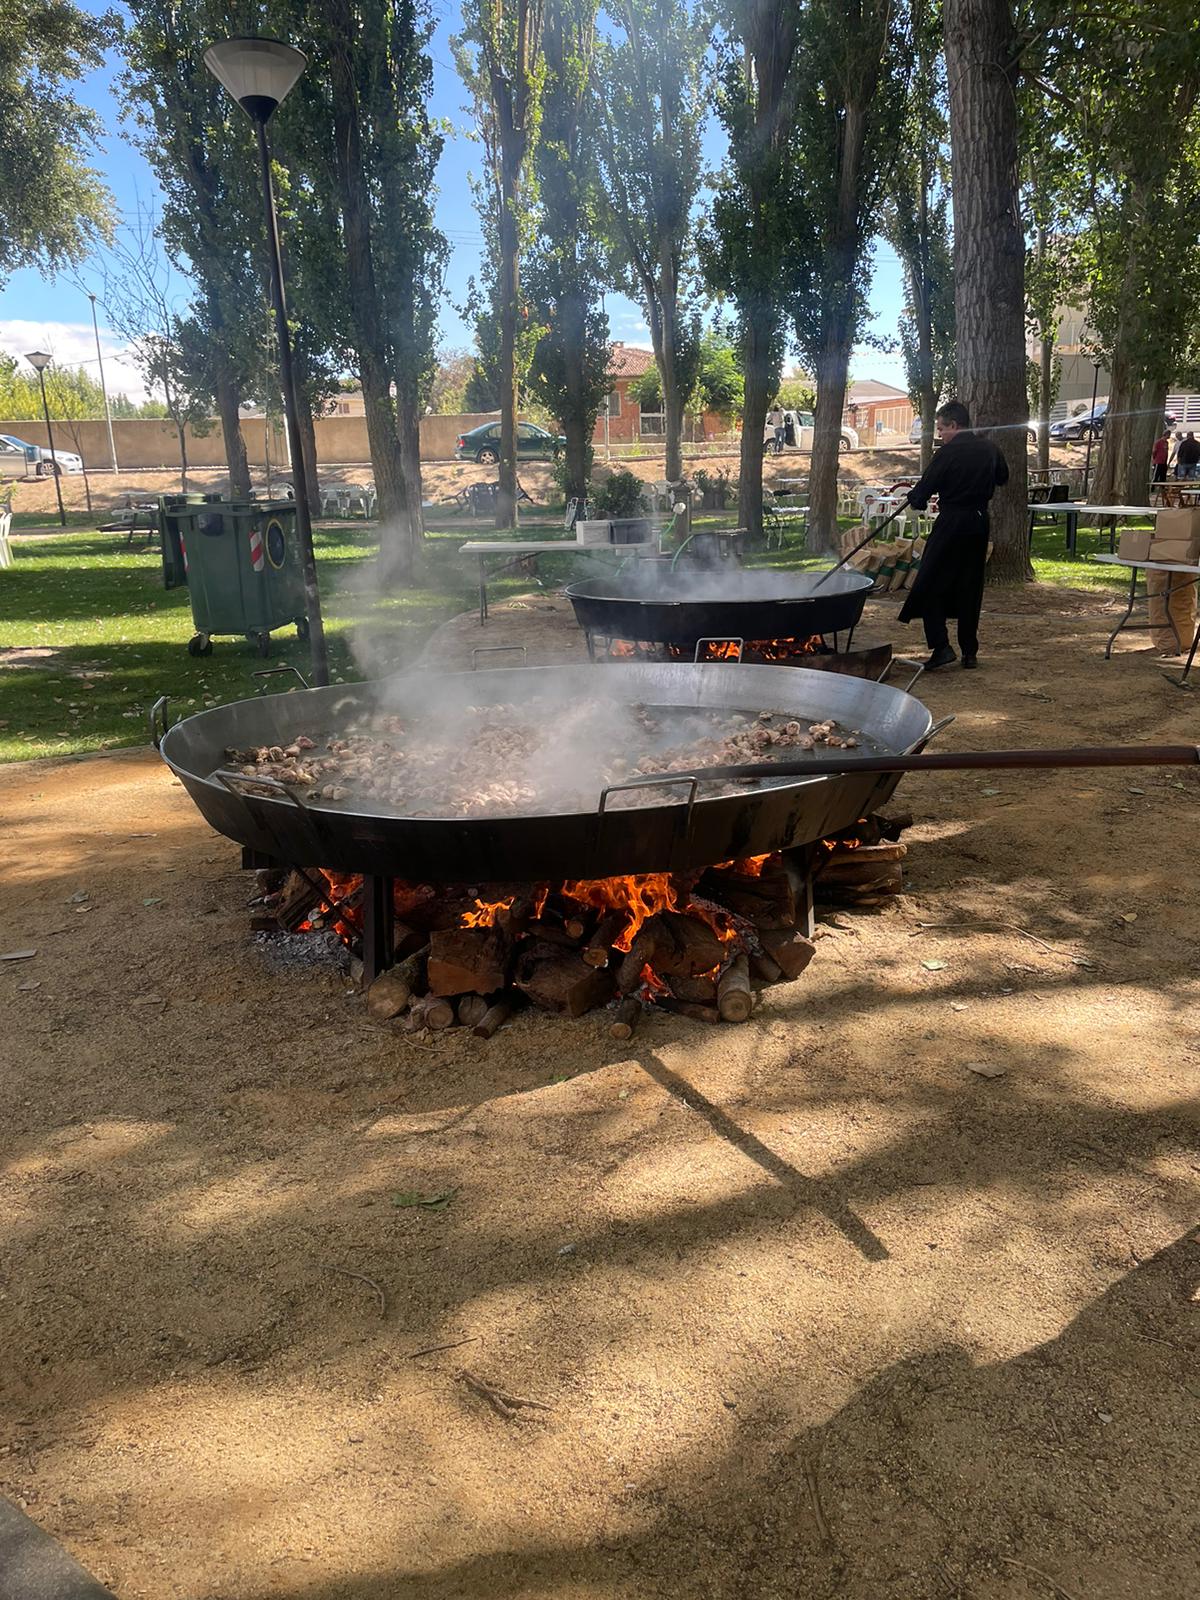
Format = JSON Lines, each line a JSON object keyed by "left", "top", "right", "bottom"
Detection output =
{"left": 0, "top": 510, "right": 12, "bottom": 569}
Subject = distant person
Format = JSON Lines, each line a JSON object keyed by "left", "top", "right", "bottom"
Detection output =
{"left": 898, "top": 401, "right": 1009, "bottom": 671}
{"left": 1171, "top": 431, "right": 1185, "bottom": 477}
{"left": 768, "top": 405, "right": 785, "bottom": 454}
{"left": 1152, "top": 430, "right": 1171, "bottom": 483}
{"left": 1176, "top": 431, "right": 1200, "bottom": 480}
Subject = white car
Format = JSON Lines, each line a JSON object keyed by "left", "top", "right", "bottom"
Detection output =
{"left": 0, "top": 432, "right": 84, "bottom": 474}
{"left": 765, "top": 409, "right": 858, "bottom": 453}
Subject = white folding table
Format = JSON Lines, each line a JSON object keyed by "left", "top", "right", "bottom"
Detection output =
{"left": 1093, "top": 552, "right": 1200, "bottom": 679}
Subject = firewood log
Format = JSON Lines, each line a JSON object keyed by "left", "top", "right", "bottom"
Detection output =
{"left": 410, "top": 994, "right": 454, "bottom": 1030}
{"left": 609, "top": 995, "right": 642, "bottom": 1041}
{"left": 456, "top": 993, "right": 491, "bottom": 1028}
{"left": 427, "top": 927, "right": 508, "bottom": 996}
{"left": 656, "top": 997, "right": 721, "bottom": 1025}
{"left": 750, "top": 948, "right": 784, "bottom": 985}
{"left": 516, "top": 952, "right": 615, "bottom": 1017}
{"left": 665, "top": 972, "right": 719, "bottom": 1005}
{"left": 616, "top": 926, "right": 658, "bottom": 994}
{"left": 582, "top": 912, "right": 625, "bottom": 967}
{"left": 272, "top": 869, "right": 323, "bottom": 932}
{"left": 649, "top": 912, "right": 726, "bottom": 977}
{"left": 473, "top": 1000, "right": 512, "bottom": 1039}
{"left": 367, "top": 969, "right": 413, "bottom": 1020}
{"left": 717, "top": 955, "right": 753, "bottom": 1022}
{"left": 759, "top": 930, "right": 816, "bottom": 980}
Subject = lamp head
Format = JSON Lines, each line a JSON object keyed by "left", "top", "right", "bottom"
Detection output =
{"left": 25, "top": 351, "right": 52, "bottom": 373}
{"left": 204, "top": 37, "right": 307, "bottom": 123}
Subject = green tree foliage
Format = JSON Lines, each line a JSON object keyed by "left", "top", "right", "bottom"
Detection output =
{"left": 630, "top": 329, "right": 745, "bottom": 419}
{"left": 705, "top": 0, "right": 807, "bottom": 540}
{"left": 882, "top": 0, "right": 954, "bottom": 468}
{"left": 276, "top": 0, "right": 447, "bottom": 566}
{"left": 455, "top": 0, "right": 546, "bottom": 527}
{"left": 120, "top": 0, "right": 264, "bottom": 495}
{"left": 594, "top": 0, "right": 706, "bottom": 483}
{"left": 525, "top": 0, "right": 610, "bottom": 503}
{"left": 1030, "top": 0, "right": 1200, "bottom": 502}
{"left": 791, "top": 0, "right": 910, "bottom": 548}
{"left": 429, "top": 349, "right": 479, "bottom": 414}
{"left": 0, "top": 0, "right": 116, "bottom": 285}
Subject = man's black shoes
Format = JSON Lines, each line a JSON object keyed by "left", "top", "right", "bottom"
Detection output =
{"left": 924, "top": 645, "right": 957, "bottom": 670}
{"left": 961, "top": 655, "right": 978, "bottom": 669}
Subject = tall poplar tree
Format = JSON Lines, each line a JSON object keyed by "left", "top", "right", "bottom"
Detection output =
{"left": 455, "top": 0, "right": 547, "bottom": 528}
{"left": 594, "top": 0, "right": 706, "bottom": 485}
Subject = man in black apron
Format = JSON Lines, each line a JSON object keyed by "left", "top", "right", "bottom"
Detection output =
{"left": 899, "top": 400, "right": 1009, "bottom": 669}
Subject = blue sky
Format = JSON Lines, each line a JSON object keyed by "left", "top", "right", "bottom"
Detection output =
{"left": 0, "top": 0, "right": 910, "bottom": 402}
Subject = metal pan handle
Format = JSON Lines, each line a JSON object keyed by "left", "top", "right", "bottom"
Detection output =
{"left": 149, "top": 696, "right": 172, "bottom": 751}
{"left": 471, "top": 645, "right": 528, "bottom": 669}
{"left": 879, "top": 655, "right": 925, "bottom": 693}
{"left": 254, "top": 665, "right": 310, "bottom": 692}
{"left": 214, "top": 768, "right": 323, "bottom": 857}
{"left": 904, "top": 714, "right": 956, "bottom": 756}
{"left": 692, "top": 636, "right": 745, "bottom": 663}
{"left": 597, "top": 773, "right": 699, "bottom": 869}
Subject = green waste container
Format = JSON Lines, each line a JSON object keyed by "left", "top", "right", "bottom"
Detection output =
{"left": 162, "top": 495, "right": 309, "bottom": 658}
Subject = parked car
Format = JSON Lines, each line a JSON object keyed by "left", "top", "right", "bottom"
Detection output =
{"left": 454, "top": 420, "right": 565, "bottom": 464}
{"left": 0, "top": 432, "right": 84, "bottom": 474}
{"left": 912, "top": 415, "right": 1042, "bottom": 446}
{"left": 764, "top": 409, "right": 859, "bottom": 453}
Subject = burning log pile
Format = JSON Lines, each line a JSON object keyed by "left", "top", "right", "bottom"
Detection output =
{"left": 249, "top": 812, "right": 911, "bottom": 1039}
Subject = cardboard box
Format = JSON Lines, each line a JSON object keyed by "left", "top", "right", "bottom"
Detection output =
{"left": 1152, "top": 507, "right": 1200, "bottom": 545}
{"left": 1148, "top": 539, "right": 1200, "bottom": 565}
{"left": 1119, "top": 530, "right": 1153, "bottom": 561}
{"left": 1148, "top": 567, "right": 1197, "bottom": 652}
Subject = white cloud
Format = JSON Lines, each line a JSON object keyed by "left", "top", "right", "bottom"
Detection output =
{"left": 0, "top": 318, "right": 152, "bottom": 404}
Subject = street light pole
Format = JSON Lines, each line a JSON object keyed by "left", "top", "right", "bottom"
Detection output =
{"left": 1082, "top": 360, "right": 1101, "bottom": 501}
{"left": 88, "top": 293, "right": 119, "bottom": 473}
{"left": 203, "top": 36, "right": 329, "bottom": 687}
{"left": 25, "top": 351, "right": 66, "bottom": 527}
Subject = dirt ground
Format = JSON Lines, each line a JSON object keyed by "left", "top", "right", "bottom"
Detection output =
{"left": 1, "top": 582, "right": 1197, "bottom": 1600}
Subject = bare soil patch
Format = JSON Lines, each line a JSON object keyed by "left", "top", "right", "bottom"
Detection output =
{"left": 1, "top": 584, "right": 1197, "bottom": 1599}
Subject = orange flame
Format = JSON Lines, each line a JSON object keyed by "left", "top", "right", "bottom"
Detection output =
{"left": 640, "top": 963, "right": 669, "bottom": 996}
{"left": 561, "top": 874, "right": 681, "bottom": 950}
{"left": 462, "top": 895, "right": 516, "bottom": 928}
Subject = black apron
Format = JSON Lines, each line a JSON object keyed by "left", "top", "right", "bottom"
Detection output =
{"left": 898, "top": 506, "right": 989, "bottom": 622}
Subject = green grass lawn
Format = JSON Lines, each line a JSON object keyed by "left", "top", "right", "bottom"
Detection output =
{"left": 0, "top": 507, "right": 1140, "bottom": 764}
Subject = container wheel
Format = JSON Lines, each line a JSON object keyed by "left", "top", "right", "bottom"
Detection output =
{"left": 187, "top": 633, "right": 213, "bottom": 657}
{"left": 295, "top": 616, "right": 310, "bottom": 642}
{"left": 255, "top": 631, "right": 272, "bottom": 658}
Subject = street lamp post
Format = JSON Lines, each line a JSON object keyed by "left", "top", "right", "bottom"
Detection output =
{"left": 1082, "top": 360, "right": 1101, "bottom": 501}
{"left": 88, "top": 293, "right": 119, "bottom": 473}
{"left": 24, "top": 351, "right": 66, "bottom": 527}
{"left": 203, "top": 36, "right": 329, "bottom": 687}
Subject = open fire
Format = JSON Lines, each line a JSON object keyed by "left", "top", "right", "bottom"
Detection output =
{"left": 259, "top": 813, "right": 911, "bottom": 1039}
{"left": 608, "top": 636, "right": 826, "bottom": 663}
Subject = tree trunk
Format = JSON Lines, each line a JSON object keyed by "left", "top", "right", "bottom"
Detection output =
{"left": 328, "top": 18, "right": 413, "bottom": 579}
{"left": 297, "top": 403, "right": 321, "bottom": 520}
{"left": 807, "top": 101, "right": 867, "bottom": 554}
{"left": 497, "top": 156, "right": 521, "bottom": 530}
{"left": 915, "top": 172, "right": 937, "bottom": 471}
{"left": 216, "top": 376, "right": 251, "bottom": 498}
{"left": 809, "top": 334, "right": 851, "bottom": 553}
{"left": 396, "top": 396, "right": 425, "bottom": 551}
{"left": 1038, "top": 333, "right": 1053, "bottom": 474}
{"left": 1092, "top": 348, "right": 1133, "bottom": 506}
{"left": 738, "top": 311, "right": 774, "bottom": 541}
{"left": 944, "top": 0, "right": 1031, "bottom": 584}
{"left": 658, "top": 276, "right": 685, "bottom": 484}
{"left": 1129, "top": 377, "right": 1166, "bottom": 507}
{"left": 175, "top": 419, "right": 189, "bottom": 492}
